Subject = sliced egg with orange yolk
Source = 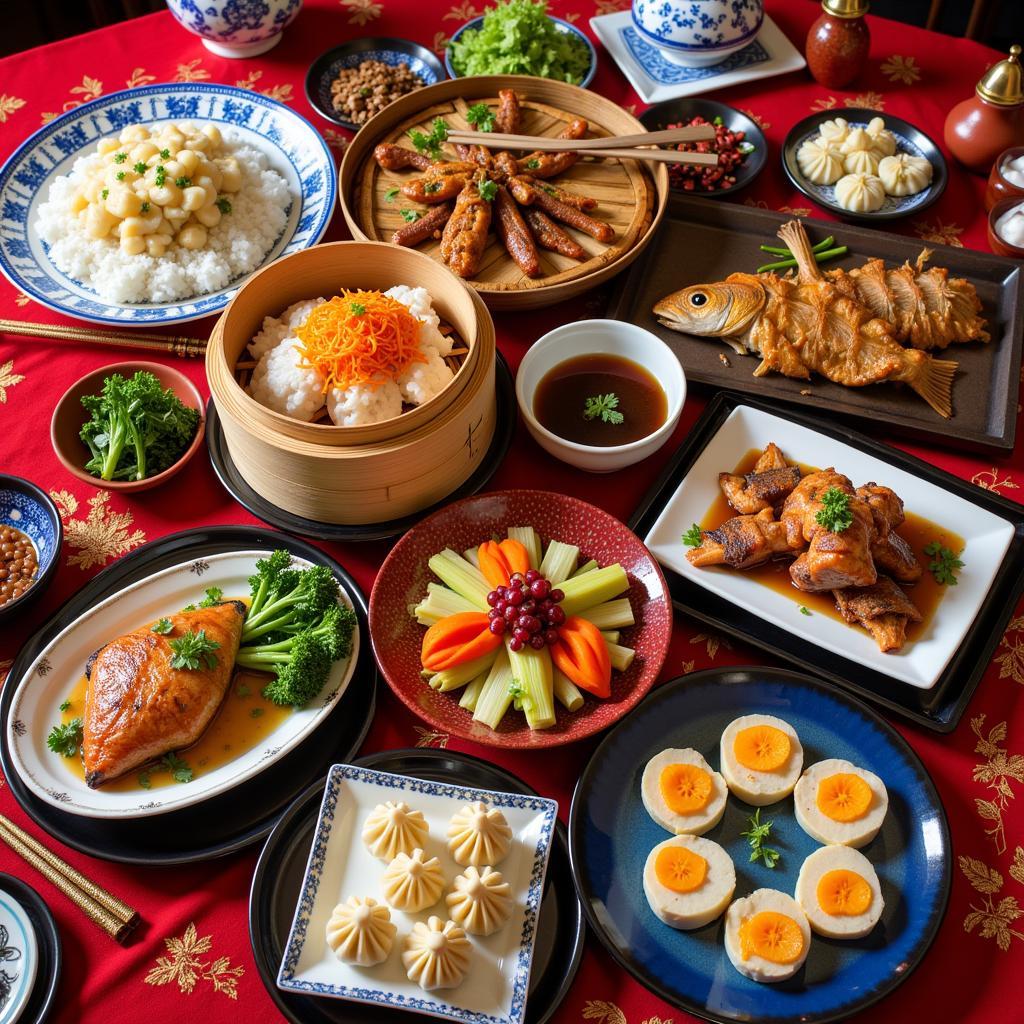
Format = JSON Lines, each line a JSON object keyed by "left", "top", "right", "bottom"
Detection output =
{"left": 643, "top": 835, "right": 736, "bottom": 930}
{"left": 724, "top": 889, "right": 811, "bottom": 983}
{"left": 795, "top": 845, "right": 884, "bottom": 939}
{"left": 641, "top": 748, "right": 728, "bottom": 835}
{"left": 719, "top": 714, "right": 804, "bottom": 806}
{"left": 793, "top": 758, "right": 888, "bottom": 849}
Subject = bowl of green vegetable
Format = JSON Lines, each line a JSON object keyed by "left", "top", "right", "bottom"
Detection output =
{"left": 50, "top": 361, "right": 205, "bottom": 492}
{"left": 445, "top": 0, "right": 597, "bottom": 88}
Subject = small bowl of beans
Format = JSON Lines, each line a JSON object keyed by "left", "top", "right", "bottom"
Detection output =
{"left": 305, "top": 39, "right": 445, "bottom": 132}
{"left": 0, "top": 475, "right": 62, "bottom": 621}
{"left": 640, "top": 98, "right": 768, "bottom": 197}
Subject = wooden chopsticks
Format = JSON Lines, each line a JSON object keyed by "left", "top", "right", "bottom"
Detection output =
{"left": 0, "top": 815, "right": 139, "bottom": 942}
{"left": 0, "top": 319, "right": 207, "bottom": 358}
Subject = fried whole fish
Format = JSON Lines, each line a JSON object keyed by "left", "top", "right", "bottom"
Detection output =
{"left": 653, "top": 220, "right": 962, "bottom": 418}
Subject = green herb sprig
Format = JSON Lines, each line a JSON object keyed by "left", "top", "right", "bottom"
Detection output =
{"left": 408, "top": 117, "right": 448, "bottom": 159}
{"left": 815, "top": 487, "right": 853, "bottom": 533}
{"left": 168, "top": 629, "right": 220, "bottom": 671}
{"left": 466, "top": 103, "right": 496, "bottom": 132}
{"left": 583, "top": 393, "right": 624, "bottom": 425}
{"left": 924, "top": 541, "right": 964, "bottom": 586}
{"left": 400, "top": 209, "right": 422, "bottom": 223}
{"left": 478, "top": 178, "right": 498, "bottom": 202}
{"left": 741, "top": 808, "right": 780, "bottom": 868}
{"left": 384, "top": 187, "right": 400, "bottom": 202}
{"left": 151, "top": 618, "right": 174, "bottom": 635}
{"left": 682, "top": 524, "right": 703, "bottom": 547}
{"left": 161, "top": 752, "right": 193, "bottom": 784}
{"left": 47, "top": 719, "right": 84, "bottom": 758}
{"left": 215, "top": 197, "right": 232, "bottom": 215}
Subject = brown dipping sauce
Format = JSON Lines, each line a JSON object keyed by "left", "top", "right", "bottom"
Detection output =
{"left": 533, "top": 353, "right": 667, "bottom": 447}
{"left": 0, "top": 525, "right": 38, "bottom": 608}
{"left": 700, "top": 448, "right": 964, "bottom": 641}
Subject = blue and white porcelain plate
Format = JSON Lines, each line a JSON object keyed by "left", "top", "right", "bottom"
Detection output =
{"left": 569, "top": 668, "right": 951, "bottom": 1024}
{"left": 277, "top": 764, "right": 559, "bottom": 1024}
{"left": 590, "top": 12, "right": 804, "bottom": 104}
{"left": 0, "top": 83, "right": 335, "bottom": 326}
{"left": 0, "top": 888, "right": 37, "bottom": 1024}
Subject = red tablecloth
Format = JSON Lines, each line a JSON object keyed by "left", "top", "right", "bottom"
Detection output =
{"left": 1, "top": 2, "right": 1022, "bottom": 1022}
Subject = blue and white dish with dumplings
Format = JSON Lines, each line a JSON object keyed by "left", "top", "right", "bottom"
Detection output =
{"left": 166, "top": 0, "right": 302, "bottom": 58}
{"left": 0, "top": 83, "right": 335, "bottom": 326}
{"left": 0, "top": 476, "right": 62, "bottom": 622}
{"left": 0, "top": 883, "right": 37, "bottom": 1024}
{"left": 631, "top": 0, "right": 763, "bottom": 67}
{"left": 569, "top": 667, "right": 951, "bottom": 1024}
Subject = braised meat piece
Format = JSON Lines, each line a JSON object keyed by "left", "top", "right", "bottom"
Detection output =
{"left": 687, "top": 508, "right": 803, "bottom": 570}
{"left": 833, "top": 576, "right": 922, "bottom": 652}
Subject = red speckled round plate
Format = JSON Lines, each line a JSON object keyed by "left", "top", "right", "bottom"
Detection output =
{"left": 369, "top": 489, "right": 672, "bottom": 749}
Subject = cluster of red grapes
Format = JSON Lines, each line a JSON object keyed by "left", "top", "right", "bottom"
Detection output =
{"left": 486, "top": 570, "right": 566, "bottom": 652}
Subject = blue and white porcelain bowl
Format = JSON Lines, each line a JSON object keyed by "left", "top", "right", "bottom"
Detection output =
{"left": 0, "top": 476, "right": 62, "bottom": 623}
{"left": 166, "top": 0, "right": 302, "bottom": 58}
{"left": 631, "top": 0, "right": 763, "bottom": 67}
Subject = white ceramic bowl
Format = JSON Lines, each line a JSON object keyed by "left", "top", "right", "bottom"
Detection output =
{"left": 166, "top": 0, "right": 302, "bottom": 58}
{"left": 516, "top": 319, "right": 686, "bottom": 473}
{"left": 631, "top": 0, "right": 763, "bottom": 67}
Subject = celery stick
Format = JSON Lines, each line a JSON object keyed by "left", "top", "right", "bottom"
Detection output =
{"left": 559, "top": 563, "right": 629, "bottom": 617}
{"left": 539, "top": 539, "right": 580, "bottom": 586}
{"left": 473, "top": 648, "right": 514, "bottom": 729}
{"left": 413, "top": 582, "right": 478, "bottom": 625}
{"left": 463, "top": 546, "right": 480, "bottom": 568}
{"left": 580, "top": 598, "right": 635, "bottom": 630}
{"left": 428, "top": 651, "right": 498, "bottom": 692}
{"left": 508, "top": 644, "right": 555, "bottom": 729}
{"left": 459, "top": 672, "right": 487, "bottom": 711}
{"left": 600, "top": 630, "right": 620, "bottom": 645}
{"left": 553, "top": 668, "right": 584, "bottom": 711}
{"left": 606, "top": 642, "right": 635, "bottom": 672}
{"left": 572, "top": 559, "right": 598, "bottom": 577}
{"left": 507, "top": 526, "right": 542, "bottom": 570}
{"left": 428, "top": 549, "right": 491, "bottom": 609}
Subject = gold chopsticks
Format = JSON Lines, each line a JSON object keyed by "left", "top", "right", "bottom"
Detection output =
{"left": 0, "top": 319, "right": 206, "bottom": 358}
{"left": 0, "top": 815, "right": 139, "bottom": 942}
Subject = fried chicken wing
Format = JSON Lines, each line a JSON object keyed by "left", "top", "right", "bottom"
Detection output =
{"left": 687, "top": 508, "right": 803, "bottom": 570}
{"left": 719, "top": 465, "right": 803, "bottom": 514}
{"left": 374, "top": 144, "right": 433, "bottom": 172}
{"left": 833, "top": 576, "right": 922, "bottom": 652}
{"left": 440, "top": 175, "right": 492, "bottom": 279}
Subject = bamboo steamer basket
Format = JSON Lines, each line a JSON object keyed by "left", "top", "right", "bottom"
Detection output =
{"left": 206, "top": 241, "right": 497, "bottom": 525}
{"left": 339, "top": 75, "right": 669, "bottom": 311}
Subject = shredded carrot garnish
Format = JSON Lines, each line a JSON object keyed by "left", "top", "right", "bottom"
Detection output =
{"left": 295, "top": 290, "right": 424, "bottom": 393}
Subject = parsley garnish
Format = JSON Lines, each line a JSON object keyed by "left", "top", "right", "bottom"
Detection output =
{"left": 161, "top": 752, "right": 193, "bottom": 784}
{"left": 46, "top": 719, "right": 83, "bottom": 758}
{"left": 199, "top": 586, "right": 223, "bottom": 608}
{"left": 360, "top": 86, "right": 372, "bottom": 97}
{"left": 235, "top": 683, "right": 251, "bottom": 698}
{"left": 408, "top": 117, "right": 448, "bottom": 159}
{"left": 424, "top": 180, "right": 442, "bottom": 194}
{"left": 815, "top": 487, "right": 853, "bottom": 533}
{"left": 525, "top": 158, "right": 541, "bottom": 170}
{"left": 100, "top": 188, "right": 109, "bottom": 200}
{"left": 174, "top": 175, "right": 191, "bottom": 188}
{"left": 583, "top": 393, "right": 624, "bottom": 425}
{"left": 137, "top": 771, "right": 152, "bottom": 789}
{"left": 384, "top": 187, "right": 400, "bottom": 202}
{"left": 799, "top": 605, "right": 811, "bottom": 616}
{"left": 924, "top": 541, "right": 964, "bottom": 586}
{"left": 507, "top": 680, "right": 532, "bottom": 713}
{"left": 400, "top": 209, "right": 422, "bottom": 223}
{"left": 250, "top": 707, "right": 264, "bottom": 718}
{"left": 168, "top": 629, "right": 220, "bottom": 671}
{"left": 140, "top": 201, "right": 150, "bottom": 213}
{"left": 682, "top": 523, "right": 703, "bottom": 547}
{"left": 151, "top": 617, "right": 174, "bottom": 635}
{"left": 713, "top": 115, "right": 724, "bottom": 126}
{"left": 159, "top": 148, "right": 170, "bottom": 159}
{"left": 350, "top": 301, "right": 366, "bottom": 315}
{"left": 154, "top": 165, "right": 166, "bottom": 187}
{"left": 466, "top": 102, "right": 496, "bottom": 132}
{"left": 215, "top": 197, "right": 232, "bottom": 215}
{"left": 116, "top": 170, "right": 126, "bottom": 181}
{"left": 478, "top": 178, "right": 498, "bottom": 202}
{"left": 114, "top": 152, "right": 127, "bottom": 164}
{"left": 59, "top": 699, "right": 71, "bottom": 712}
{"left": 741, "top": 808, "right": 780, "bottom": 868}
{"left": 133, "top": 161, "right": 147, "bottom": 174}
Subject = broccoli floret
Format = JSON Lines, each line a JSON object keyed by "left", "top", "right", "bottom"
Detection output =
{"left": 241, "top": 562, "right": 340, "bottom": 644}
{"left": 255, "top": 633, "right": 333, "bottom": 707}
{"left": 245, "top": 549, "right": 294, "bottom": 621}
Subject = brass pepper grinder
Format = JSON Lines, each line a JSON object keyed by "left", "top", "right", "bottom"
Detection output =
{"left": 945, "top": 45, "right": 1024, "bottom": 174}
{"left": 806, "top": 0, "right": 871, "bottom": 90}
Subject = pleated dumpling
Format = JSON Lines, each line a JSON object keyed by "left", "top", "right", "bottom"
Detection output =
{"left": 402, "top": 916, "right": 472, "bottom": 991}
{"left": 865, "top": 116, "right": 898, "bottom": 157}
{"left": 834, "top": 172, "right": 886, "bottom": 213}
{"left": 843, "top": 147, "right": 879, "bottom": 175}
{"left": 447, "top": 801, "right": 513, "bottom": 866}
{"left": 840, "top": 126, "right": 873, "bottom": 154}
{"left": 878, "top": 153, "right": 933, "bottom": 196}
{"left": 381, "top": 848, "right": 445, "bottom": 912}
{"left": 446, "top": 866, "right": 514, "bottom": 936}
{"left": 797, "top": 138, "right": 844, "bottom": 185}
{"left": 326, "top": 896, "right": 396, "bottom": 966}
{"left": 362, "top": 801, "right": 429, "bottom": 861}
{"left": 818, "top": 117, "right": 850, "bottom": 144}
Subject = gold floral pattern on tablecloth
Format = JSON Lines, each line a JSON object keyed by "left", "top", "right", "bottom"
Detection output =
{"left": 14, "top": 292, "right": 30, "bottom": 307}
{"left": 582, "top": 1000, "right": 627, "bottom": 1024}
{"left": 810, "top": 96, "right": 837, "bottom": 112}
{"left": 432, "top": 31, "right": 452, "bottom": 55}
{"left": 739, "top": 108, "right": 770, "bottom": 130}
{"left": 40, "top": 75, "right": 104, "bottom": 124}
{"left": 125, "top": 67, "right": 155, "bottom": 88}
{"left": 995, "top": 616, "right": 1024, "bottom": 685}
{"left": 413, "top": 726, "right": 449, "bottom": 748}
{"left": 445, "top": 1, "right": 482, "bottom": 19}
{"left": 0, "top": 95, "right": 25, "bottom": 124}
{"left": 342, "top": 0, "right": 383, "bottom": 25}
{"left": 689, "top": 632, "right": 729, "bottom": 660}
{"left": 959, "top": 854, "right": 1024, "bottom": 951}
{"left": 744, "top": 199, "right": 812, "bottom": 218}
{"left": 594, "top": 0, "right": 629, "bottom": 14}
{"left": 262, "top": 83, "right": 294, "bottom": 102}
{"left": 913, "top": 219, "right": 964, "bottom": 247}
{"left": 844, "top": 92, "right": 885, "bottom": 111}
{"left": 322, "top": 129, "right": 350, "bottom": 152}
{"left": 0, "top": 360, "right": 25, "bottom": 404}
{"left": 49, "top": 489, "right": 146, "bottom": 570}
{"left": 235, "top": 70, "right": 263, "bottom": 90}
{"left": 881, "top": 55, "right": 922, "bottom": 85}
{"left": 174, "top": 59, "right": 211, "bottom": 83}
{"left": 144, "top": 922, "right": 244, "bottom": 999}
{"left": 971, "top": 714, "right": 1024, "bottom": 854}
{"left": 971, "top": 467, "right": 1019, "bottom": 494}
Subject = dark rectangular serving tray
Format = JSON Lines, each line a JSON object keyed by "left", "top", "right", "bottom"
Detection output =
{"left": 627, "top": 393, "right": 1024, "bottom": 732}
{"left": 607, "top": 195, "right": 1023, "bottom": 452}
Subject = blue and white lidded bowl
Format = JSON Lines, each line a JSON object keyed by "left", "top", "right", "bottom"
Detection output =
{"left": 631, "top": 0, "right": 764, "bottom": 67}
{"left": 166, "top": 0, "right": 303, "bottom": 58}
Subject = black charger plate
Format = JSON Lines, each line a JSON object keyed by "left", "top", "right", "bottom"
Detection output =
{"left": 207, "top": 350, "right": 517, "bottom": 543}
{"left": 0, "top": 527, "right": 376, "bottom": 865}
{"left": 627, "top": 393, "right": 1024, "bottom": 732}
{"left": 639, "top": 98, "right": 767, "bottom": 197}
{"left": 249, "top": 749, "right": 586, "bottom": 1024}
{"left": 0, "top": 874, "right": 61, "bottom": 1024}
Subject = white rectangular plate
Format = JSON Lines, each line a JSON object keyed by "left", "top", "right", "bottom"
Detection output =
{"left": 277, "top": 764, "right": 558, "bottom": 1024}
{"left": 589, "top": 13, "right": 805, "bottom": 104}
{"left": 643, "top": 405, "right": 1015, "bottom": 689}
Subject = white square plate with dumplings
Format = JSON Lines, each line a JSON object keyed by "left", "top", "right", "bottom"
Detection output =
{"left": 276, "top": 762, "right": 558, "bottom": 1024}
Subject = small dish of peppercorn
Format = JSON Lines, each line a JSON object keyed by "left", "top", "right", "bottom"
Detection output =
{"left": 0, "top": 475, "right": 62, "bottom": 621}
{"left": 305, "top": 39, "right": 445, "bottom": 132}
{"left": 640, "top": 98, "right": 767, "bottom": 197}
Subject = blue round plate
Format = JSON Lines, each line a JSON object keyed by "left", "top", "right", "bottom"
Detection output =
{"left": 0, "top": 83, "right": 336, "bottom": 326}
{"left": 0, "top": 475, "right": 62, "bottom": 623}
{"left": 445, "top": 16, "right": 597, "bottom": 89}
{"left": 568, "top": 667, "right": 950, "bottom": 1024}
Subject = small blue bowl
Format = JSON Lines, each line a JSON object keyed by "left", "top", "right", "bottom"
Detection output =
{"left": 445, "top": 15, "right": 598, "bottom": 89}
{"left": 0, "top": 476, "right": 62, "bottom": 622}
